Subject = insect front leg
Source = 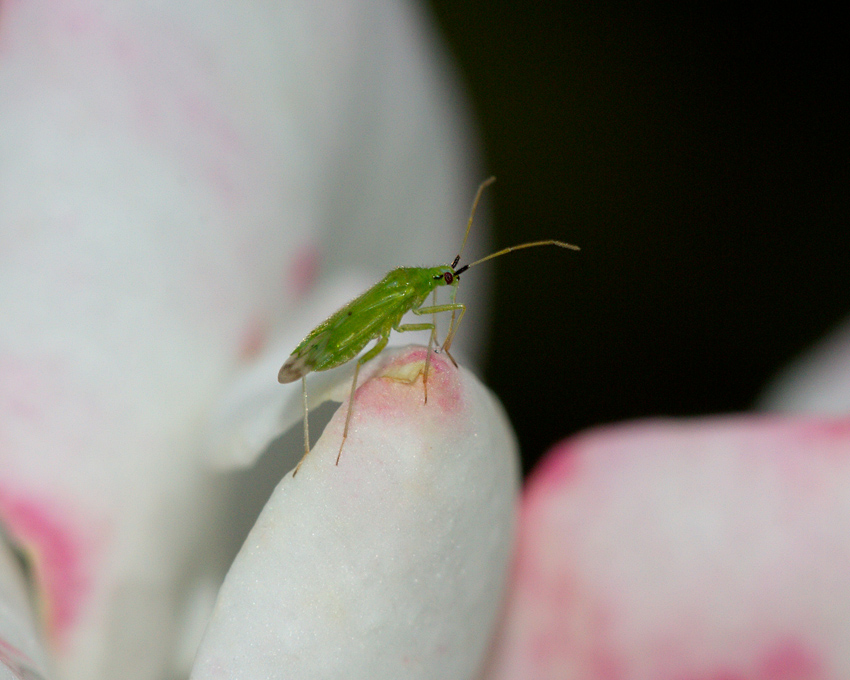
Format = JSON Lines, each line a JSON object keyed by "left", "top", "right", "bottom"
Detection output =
{"left": 443, "top": 281, "right": 465, "bottom": 357}
{"left": 412, "top": 302, "right": 466, "bottom": 366}
{"left": 394, "top": 320, "right": 439, "bottom": 404}
{"left": 337, "top": 334, "right": 389, "bottom": 466}
{"left": 447, "top": 281, "right": 459, "bottom": 349}
{"left": 430, "top": 289, "right": 440, "bottom": 346}
{"left": 441, "top": 302, "right": 466, "bottom": 355}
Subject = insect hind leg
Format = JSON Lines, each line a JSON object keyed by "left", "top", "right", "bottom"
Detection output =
{"left": 292, "top": 376, "right": 310, "bottom": 477}
{"left": 337, "top": 334, "right": 389, "bottom": 465}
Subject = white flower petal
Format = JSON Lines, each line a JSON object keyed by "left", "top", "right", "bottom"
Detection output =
{"left": 759, "top": 315, "right": 850, "bottom": 414}
{"left": 191, "top": 347, "right": 519, "bottom": 680}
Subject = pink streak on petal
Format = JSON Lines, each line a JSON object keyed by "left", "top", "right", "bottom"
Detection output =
{"left": 288, "top": 245, "right": 321, "bottom": 299}
{"left": 237, "top": 317, "right": 269, "bottom": 360}
{"left": 0, "top": 485, "right": 96, "bottom": 648}
{"left": 758, "top": 638, "right": 823, "bottom": 679}
{"left": 526, "top": 437, "right": 583, "bottom": 501}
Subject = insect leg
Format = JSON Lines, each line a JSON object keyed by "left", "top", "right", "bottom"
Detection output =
{"left": 395, "top": 320, "right": 439, "bottom": 405}
{"left": 427, "top": 290, "right": 438, "bottom": 402}
{"left": 441, "top": 301, "right": 466, "bottom": 355}
{"left": 447, "top": 280, "right": 459, "bottom": 348}
{"left": 412, "top": 302, "right": 466, "bottom": 365}
{"left": 337, "top": 334, "right": 390, "bottom": 465}
{"left": 292, "top": 376, "right": 310, "bottom": 477}
{"left": 431, "top": 289, "right": 439, "bottom": 345}
{"left": 442, "top": 281, "right": 465, "bottom": 362}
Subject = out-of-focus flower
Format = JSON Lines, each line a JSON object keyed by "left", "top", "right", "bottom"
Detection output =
{"left": 758, "top": 316, "right": 850, "bottom": 415}
{"left": 483, "top": 321, "right": 850, "bottom": 679}
{"left": 0, "top": 1, "right": 486, "bottom": 678}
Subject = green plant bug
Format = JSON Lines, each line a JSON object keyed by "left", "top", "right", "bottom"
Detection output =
{"left": 278, "top": 177, "right": 579, "bottom": 475}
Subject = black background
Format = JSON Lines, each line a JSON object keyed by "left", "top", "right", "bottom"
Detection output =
{"left": 426, "top": 4, "right": 849, "bottom": 475}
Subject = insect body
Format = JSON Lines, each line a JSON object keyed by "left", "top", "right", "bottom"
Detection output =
{"left": 279, "top": 177, "right": 578, "bottom": 475}
{"left": 279, "top": 266, "right": 457, "bottom": 383}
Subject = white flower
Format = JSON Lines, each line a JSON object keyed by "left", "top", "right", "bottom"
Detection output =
{"left": 192, "top": 347, "right": 519, "bottom": 679}
{"left": 0, "top": 1, "right": 488, "bottom": 678}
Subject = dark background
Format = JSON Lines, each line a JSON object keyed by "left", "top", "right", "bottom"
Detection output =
{"left": 425, "top": 4, "right": 849, "bottom": 475}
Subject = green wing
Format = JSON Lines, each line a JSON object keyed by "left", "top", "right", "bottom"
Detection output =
{"left": 278, "top": 269, "right": 427, "bottom": 383}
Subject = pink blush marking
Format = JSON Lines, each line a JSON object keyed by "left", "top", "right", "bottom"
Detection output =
{"left": 758, "top": 638, "right": 823, "bottom": 680}
{"left": 238, "top": 317, "right": 269, "bottom": 360}
{"left": 798, "top": 416, "right": 850, "bottom": 443}
{"left": 525, "top": 439, "right": 584, "bottom": 503}
{"left": 677, "top": 639, "right": 823, "bottom": 680}
{"left": 288, "top": 245, "right": 321, "bottom": 299}
{"left": 0, "top": 487, "right": 93, "bottom": 647}
{"left": 361, "top": 348, "right": 462, "bottom": 417}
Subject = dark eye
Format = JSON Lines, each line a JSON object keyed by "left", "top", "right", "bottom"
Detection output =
{"left": 442, "top": 271, "right": 454, "bottom": 284}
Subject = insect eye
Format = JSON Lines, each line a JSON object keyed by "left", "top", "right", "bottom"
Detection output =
{"left": 442, "top": 272, "right": 454, "bottom": 284}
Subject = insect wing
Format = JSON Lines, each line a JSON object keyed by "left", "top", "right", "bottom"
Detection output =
{"left": 306, "top": 288, "right": 410, "bottom": 372}
{"left": 277, "top": 311, "right": 341, "bottom": 383}
{"left": 278, "top": 272, "right": 413, "bottom": 383}
{"left": 278, "top": 338, "right": 323, "bottom": 383}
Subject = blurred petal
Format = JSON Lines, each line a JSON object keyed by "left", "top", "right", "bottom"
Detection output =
{"left": 1, "top": 0, "right": 482, "bottom": 677}
{"left": 191, "top": 347, "right": 519, "bottom": 680}
{"left": 759, "top": 316, "right": 850, "bottom": 414}
{"left": 486, "top": 417, "right": 850, "bottom": 680}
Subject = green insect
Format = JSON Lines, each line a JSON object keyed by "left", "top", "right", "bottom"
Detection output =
{"left": 279, "top": 177, "right": 579, "bottom": 475}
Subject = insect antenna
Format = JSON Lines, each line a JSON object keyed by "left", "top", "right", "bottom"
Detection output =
{"left": 451, "top": 176, "right": 580, "bottom": 277}
{"left": 455, "top": 240, "right": 580, "bottom": 277}
{"left": 453, "top": 176, "right": 497, "bottom": 268}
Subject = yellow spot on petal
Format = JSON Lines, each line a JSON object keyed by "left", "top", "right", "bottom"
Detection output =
{"left": 381, "top": 359, "right": 428, "bottom": 384}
